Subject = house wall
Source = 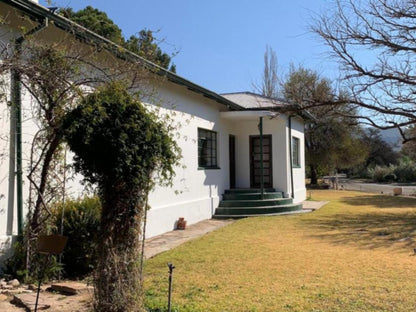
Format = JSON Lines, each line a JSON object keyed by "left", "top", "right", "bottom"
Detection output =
{"left": 144, "top": 82, "right": 232, "bottom": 238}
{"left": 229, "top": 116, "right": 290, "bottom": 194}
{"left": 290, "top": 117, "right": 307, "bottom": 203}
{"left": 0, "top": 69, "right": 40, "bottom": 260}
{"left": 228, "top": 115, "right": 306, "bottom": 203}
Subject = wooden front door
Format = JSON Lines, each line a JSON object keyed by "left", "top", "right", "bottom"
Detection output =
{"left": 250, "top": 135, "right": 273, "bottom": 188}
{"left": 229, "top": 135, "right": 236, "bottom": 189}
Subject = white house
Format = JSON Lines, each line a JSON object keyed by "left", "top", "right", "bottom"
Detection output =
{"left": 0, "top": 0, "right": 308, "bottom": 262}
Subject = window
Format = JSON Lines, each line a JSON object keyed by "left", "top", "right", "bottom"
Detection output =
{"left": 198, "top": 128, "right": 218, "bottom": 169}
{"left": 292, "top": 136, "right": 300, "bottom": 167}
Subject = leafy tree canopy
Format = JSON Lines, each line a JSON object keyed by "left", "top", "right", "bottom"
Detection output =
{"left": 59, "top": 6, "right": 176, "bottom": 72}
{"left": 283, "top": 65, "right": 368, "bottom": 183}
{"left": 60, "top": 6, "right": 124, "bottom": 45}
{"left": 360, "top": 128, "right": 399, "bottom": 168}
{"left": 125, "top": 30, "right": 176, "bottom": 72}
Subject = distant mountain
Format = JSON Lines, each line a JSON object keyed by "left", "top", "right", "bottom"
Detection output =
{"left": 379, "top": 128, "right": 402, "bottom": 150}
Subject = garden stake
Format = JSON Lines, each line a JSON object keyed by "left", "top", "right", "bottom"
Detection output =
{"left": 34, "top": 254, "right": 50, "bottom": 312}
{"left": 167, "top": 262, "right": 175, "bottom": 312}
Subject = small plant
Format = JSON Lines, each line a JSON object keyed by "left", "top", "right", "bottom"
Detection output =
{"left": 52, "top": 196, "right": 101, "bottom": 278}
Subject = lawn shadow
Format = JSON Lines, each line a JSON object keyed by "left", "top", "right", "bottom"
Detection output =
{"left": 340, "top": 195, "right": 416, "bottom": 209}
{"left": 302, "top": 196, "right": 416, "bottom": 250}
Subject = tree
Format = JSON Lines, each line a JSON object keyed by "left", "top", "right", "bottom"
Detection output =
{"left": 60, "top": 6, "right": 124, "bottom": 45}
{"left": 256, "top": 45, "right": 280, "bottom": 98}
{"left": 283, "top": 66, "right": 368, "bottom": 184}
{"left": 0, "top": 41, "right": 99, "bottom": 278}
{"left": 125, "top": 30, "right": 177, "bottom": 72}
{"left": 63, "top": 82, "right": 180, "bottom": 312}
{"left": 313, "top": 0, "right": 416, "bottom": 141}
{"left": 402, "top": 126, "right": 416, "bottom": 160}
{"left": 60, "top": 7, "right": 176, "bottom": 72}
{"left": 360, "top": 128, "right": 399, "bottom": 168}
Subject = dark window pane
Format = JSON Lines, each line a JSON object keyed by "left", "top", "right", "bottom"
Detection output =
{"left": 198, "top": 128, "right": 217, "bottom": 168}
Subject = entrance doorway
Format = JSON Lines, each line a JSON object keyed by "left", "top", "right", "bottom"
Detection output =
{"left": 249, "top": 135, "right": 273, "bottom": 188}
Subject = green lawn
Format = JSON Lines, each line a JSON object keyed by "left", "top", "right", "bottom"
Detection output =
{"left": 144, "top": 190, "right": 416, "bottom": 312}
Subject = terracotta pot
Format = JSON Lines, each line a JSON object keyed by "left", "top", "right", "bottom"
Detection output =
{"left": 177, "top": 217, "right": 187, "bottom": 230}
{"left": 393, "top": 187, "right": 402, "bottom": 196}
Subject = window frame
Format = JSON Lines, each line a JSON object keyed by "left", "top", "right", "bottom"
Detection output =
{"left": 291, "top": 136, "right": 301, "bottom": 168}
{"left": 198, "top": 128, "right": 219, "bottom": 169}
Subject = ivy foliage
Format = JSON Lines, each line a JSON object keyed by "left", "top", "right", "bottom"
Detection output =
{"left": 63, "top": 82, "right": 180, "bottom": 191}
{"left": 63, "top": 82, "right": 181, "bottom": 311}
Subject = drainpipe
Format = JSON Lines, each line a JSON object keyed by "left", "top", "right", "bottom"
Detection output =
{"left": 288, "top": 116, "right": 295, "bottom": 199}
{"left": 258, "top": 116, "right": 264, "bottom": 199}
{"left": 11, "top": 18, "right": 49, "bottom": 236}
{"left": 7, "top": 94, "right": 16, "bottom": 235}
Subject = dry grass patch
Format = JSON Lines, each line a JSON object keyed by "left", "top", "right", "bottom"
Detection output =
{"left": 144, "top": 190, "right": 416, "bottom": 312}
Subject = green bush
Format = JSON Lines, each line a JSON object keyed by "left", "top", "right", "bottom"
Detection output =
{"left": 4, "top": 233, "right": 62, "bottom": 284}
{"left": 53, "top": 196, "right": 101, "bottom": 278}
{"left": 393, "top": 159, "right": 416, "bottom": 182}
{"left": 367, "top": 165, "right": 395, "bottom": 182}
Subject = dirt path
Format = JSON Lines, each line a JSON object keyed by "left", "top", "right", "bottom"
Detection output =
{"left": 0, "top": 283, "right": 93, "bottom": 312}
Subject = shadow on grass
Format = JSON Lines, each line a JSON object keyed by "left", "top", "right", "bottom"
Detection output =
{"left": 302, "top": 196, "right": 416, "bottom": 250}
{"left": 340, "top": 195, "right": 416, "bottom": 209}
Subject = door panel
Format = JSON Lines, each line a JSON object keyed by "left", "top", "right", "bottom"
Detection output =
{"left": 250, "top": 135, "right": 273, "bottom": 188}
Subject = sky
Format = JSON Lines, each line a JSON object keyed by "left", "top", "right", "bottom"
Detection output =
{"left": 40, "top": 0, "right": 337, "bottom": 95}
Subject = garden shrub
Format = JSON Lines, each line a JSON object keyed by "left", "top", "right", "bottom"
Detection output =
{"left": 53, "top": 196, "right": 101, "bottom": 278}
{"left": 4, "top": 229, "right": 62, "bottom": 283}
{"left": 368, "top": 165, "right": 395, "bottom": 182}
{"left": 393, "top": 159, "right": 416, "bottom": 182}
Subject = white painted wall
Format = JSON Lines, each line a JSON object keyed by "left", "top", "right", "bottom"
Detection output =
{"left": 228, "top": 115, "right": 294, "bottom": 197}
{"left": 290, "top": 117, "right": 307, "bottom": 203}
{"left": 144, "top": 82, "right": 233, "bottom": 237}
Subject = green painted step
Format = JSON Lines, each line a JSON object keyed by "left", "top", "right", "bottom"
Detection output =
{"left": 224, "top": 188, "right": 277, "bottom": 194}
{"left": 219, "top": 198, "right": 293, "bottom": 207}
{"left": 213, "top": 210, "right": 308, "bottom": 219}
{"left": 214, "top": 203, "right": 303, "bottom": 216}
{"left": 223, "top": 192, "right": 283, "bottom": 200}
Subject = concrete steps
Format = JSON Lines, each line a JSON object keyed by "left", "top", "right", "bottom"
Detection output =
{"left": 214, "top": 189, "right": 303, "bottom": 218}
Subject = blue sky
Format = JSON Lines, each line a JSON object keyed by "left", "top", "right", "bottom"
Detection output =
{"left": 41, "top": 0, "right": 336, "bottom": 94}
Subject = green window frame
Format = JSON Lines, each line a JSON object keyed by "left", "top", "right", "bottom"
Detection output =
{"left": 198, "top": 128, "right": 218, "bottom": 169}
{"left": 292, "top": 136, "right": 301, "bottom": 168}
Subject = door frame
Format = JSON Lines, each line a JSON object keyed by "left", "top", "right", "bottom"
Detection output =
{"left": 249, "top": 134, "right": 273, "bottom": 188}
{"left": 229, "top": 135, "right": 236, "bottom": 189}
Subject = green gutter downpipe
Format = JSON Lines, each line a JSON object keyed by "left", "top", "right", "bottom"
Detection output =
{"left": 13, "top": 18, "right": 49, "bottom": 236}
{"left": 288, "top": 116, "right": 295, "bottom": 199}
{"left": 259, "top": 117, "right": 264, "bottom": 200}
{"left": 11, "top": 55, "right": 23, "bottom": 236}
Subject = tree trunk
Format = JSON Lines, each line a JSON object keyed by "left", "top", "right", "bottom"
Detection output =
{"left": 310, "top": 164, "right": 318, "bottom": 185}
{"left": 30, "top": 134, "right": 61, "bottom": 235}
{"left": 94, "top": 183, "right": 146, "bottom": 312}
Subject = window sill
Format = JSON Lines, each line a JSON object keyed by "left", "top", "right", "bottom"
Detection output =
{"left": 198, "top": 167, "right": 221, "bottom": 170}
{"left": 293, "top": 165, "right": 301, "bottom": 169}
